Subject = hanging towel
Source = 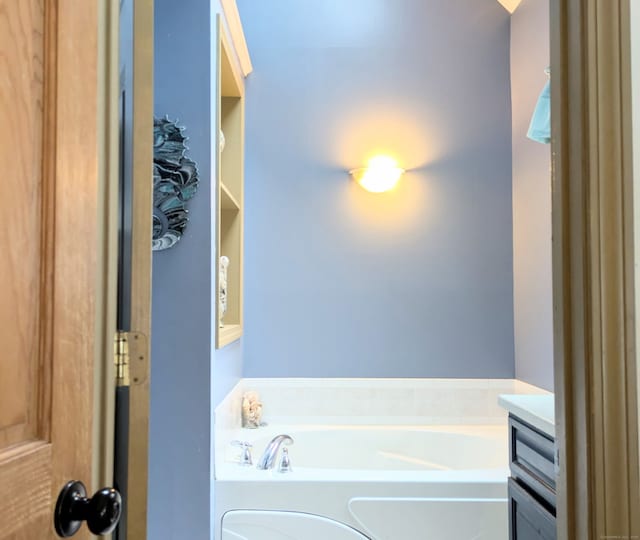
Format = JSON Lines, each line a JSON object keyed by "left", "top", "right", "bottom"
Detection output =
{"left": 527, "top": 79, "right": 551, "bottom": 144}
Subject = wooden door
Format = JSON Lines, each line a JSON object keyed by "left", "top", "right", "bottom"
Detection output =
{"left": 551, "top": 0, "right": 640, "bottom": 539}
{"left": 0, "top": 0, "right": 108, "bottom": 538}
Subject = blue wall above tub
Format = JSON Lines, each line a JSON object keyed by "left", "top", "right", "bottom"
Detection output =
{"left": 238, "top": 0, "right": 515, "bottom": 378}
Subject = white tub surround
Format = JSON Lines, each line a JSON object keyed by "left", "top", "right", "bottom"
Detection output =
{"left": 214, "top": 379, "right": 549, "bottom": 540}
{"left": 498, "top": 393, "right": 555, "bottom": 437}
{"left": 215, "top": 378, "right": 548, "bottom": 432}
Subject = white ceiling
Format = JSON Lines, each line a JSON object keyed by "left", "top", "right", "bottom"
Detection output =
{"left": 496, "top": 0, "right": 523, "bottom": 13}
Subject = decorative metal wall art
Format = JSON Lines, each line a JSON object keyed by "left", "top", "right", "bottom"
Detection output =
{"left": 152, "top": 117, "right": 200, "bottom": 251}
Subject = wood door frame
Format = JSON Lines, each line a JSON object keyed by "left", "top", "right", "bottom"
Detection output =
{"left": 94, "top": 0, "right": 120, "bottom": 496}
{"left": 95, "top": 0, "right": 153, "bottom": 537}
{"left": 551, "top": 0, "right": 640, "bottom": 538}
{"left": 122, "top": 0, "right": 153, "bottom": 537}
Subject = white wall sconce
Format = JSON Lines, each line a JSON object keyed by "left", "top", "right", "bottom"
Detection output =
{"left": 350, "top": 155, "right": 405, "bottom": 193}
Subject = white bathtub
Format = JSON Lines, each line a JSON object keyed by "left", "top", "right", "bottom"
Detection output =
{"left": 214, "top": 379, "right": 548, "bottom": 540}
{"left": 218, "top": 424, "right": 508, "bottom": 480}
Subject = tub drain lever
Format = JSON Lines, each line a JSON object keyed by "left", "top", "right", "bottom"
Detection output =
{"left": 278, "top": 447, "right": 292, "bottom": 473}
{"left": 231, "top": 440, "right": 253, "bottom": 466}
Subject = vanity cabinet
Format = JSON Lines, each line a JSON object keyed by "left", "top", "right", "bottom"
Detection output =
{"left": 509, "top": 478, "right": 556, "bottom": 540}
{"left": 508, "top": 415, "right": 557, "bottom": 540}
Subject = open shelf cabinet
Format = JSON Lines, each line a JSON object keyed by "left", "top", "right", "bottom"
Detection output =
{"left": 215, "top": 15, "right": 244, "bottom": 349}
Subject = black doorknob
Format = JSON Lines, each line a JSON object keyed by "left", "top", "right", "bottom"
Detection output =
{"left": 54, "top": 481, "right": 122, "bottom": 537}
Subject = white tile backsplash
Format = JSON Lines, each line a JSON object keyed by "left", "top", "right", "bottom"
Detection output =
{"left": 214, "top": 378, "right": 549, "bottom": 427}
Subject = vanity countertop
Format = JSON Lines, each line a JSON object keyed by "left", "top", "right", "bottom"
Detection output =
{"left": 498, "top": 393, "right": 555, "bottom": 438}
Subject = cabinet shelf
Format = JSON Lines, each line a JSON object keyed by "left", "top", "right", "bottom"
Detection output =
{"left": 220, "top": 181, "right": 240, "bottom": 210}
{"left": 215, "top": 14, "right": 244, "bottom": 349}
{"left": 218, "top": 324, "right": 242, "bottom": 348}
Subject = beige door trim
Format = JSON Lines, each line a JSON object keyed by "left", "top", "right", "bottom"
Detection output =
{"left": 94, "top": 1, "right": 153, "bottom": 537}
{"left": 94, "top": 0, "right": 120, "bottom": 496}
{"left": 551, "top": 0, "right": 640, "bottom": 538}
{"left": 124, "top": 0, "right": 154, "bottom": 537}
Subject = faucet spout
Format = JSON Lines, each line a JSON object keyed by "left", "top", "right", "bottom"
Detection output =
{"left": 256, "top": 434, "right": 293, "bottom": 470}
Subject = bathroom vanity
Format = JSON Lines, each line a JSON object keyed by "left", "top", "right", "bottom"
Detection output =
{"left": 499, "top": 394, "right": 556, "bottom": 540}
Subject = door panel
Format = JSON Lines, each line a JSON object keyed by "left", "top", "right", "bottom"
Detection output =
{"left": 0, "top": 0, "right": 47, "bottom": 452}
{"left": 0, "top": 444, "right": 52, "bottom": 537}
{"left": 0, "top": 0, "right": 101, "bottom": 538}
{"left": 0, "top": 0, "right": 56, "bottom": 537}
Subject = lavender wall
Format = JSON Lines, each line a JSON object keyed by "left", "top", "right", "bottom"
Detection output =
{"left": 150, "top": 2, "right": 244, "bottom": 538}
{"left": 239, "top": 0, "right": 515, "bottom": 378}
{"left": 150, "top": 0, "right": 213, "bottom": 535}
{"left": 511, "top": 0, "right": 554, "bottom": 391}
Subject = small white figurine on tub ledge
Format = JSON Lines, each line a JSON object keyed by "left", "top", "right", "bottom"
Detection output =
{"left": 242, "top": 391, "right": 264, "bottom": 428}
{"left": 218, "top": 256, "right": 229, "bottom": 328}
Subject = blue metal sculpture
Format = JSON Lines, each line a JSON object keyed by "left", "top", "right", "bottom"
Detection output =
{"left": 152, "top": 117, "right": 200, "bottom": 251}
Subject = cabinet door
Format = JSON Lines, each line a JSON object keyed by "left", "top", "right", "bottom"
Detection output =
{"left": 509, "top": 415, "right": 556, "bottom": 507}
{"left": 508, "top": 478, "right": 556, "bottom": 540}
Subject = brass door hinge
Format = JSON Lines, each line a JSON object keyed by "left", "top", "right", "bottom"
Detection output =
{"left": 114, "top": 331, "right": 148, "bottom": 387}
{"left": 114, "top": 331, "right": 131, "bottom": 387}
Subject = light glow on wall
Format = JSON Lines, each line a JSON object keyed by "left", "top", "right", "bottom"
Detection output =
{"left": 350, "top": 155, "right": 405, "bottom": 193}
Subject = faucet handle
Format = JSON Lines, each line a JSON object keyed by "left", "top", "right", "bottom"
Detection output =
{"left": 230, "top": 440, "right": 253, "bottom": 466}
{"left": 277, "top": 447, "right": 292, "bottom": 473}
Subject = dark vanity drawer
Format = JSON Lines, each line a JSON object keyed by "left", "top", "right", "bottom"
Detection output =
{"left": 508, "top": 415, "right": 556, "bottom": 507}
{"left": 509, "top": 478, "right": 556, "bottom": 540}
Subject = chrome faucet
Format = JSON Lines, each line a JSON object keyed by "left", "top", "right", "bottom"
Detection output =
{"left": 256, "top": 434, "right": 293, "bottom": 470}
